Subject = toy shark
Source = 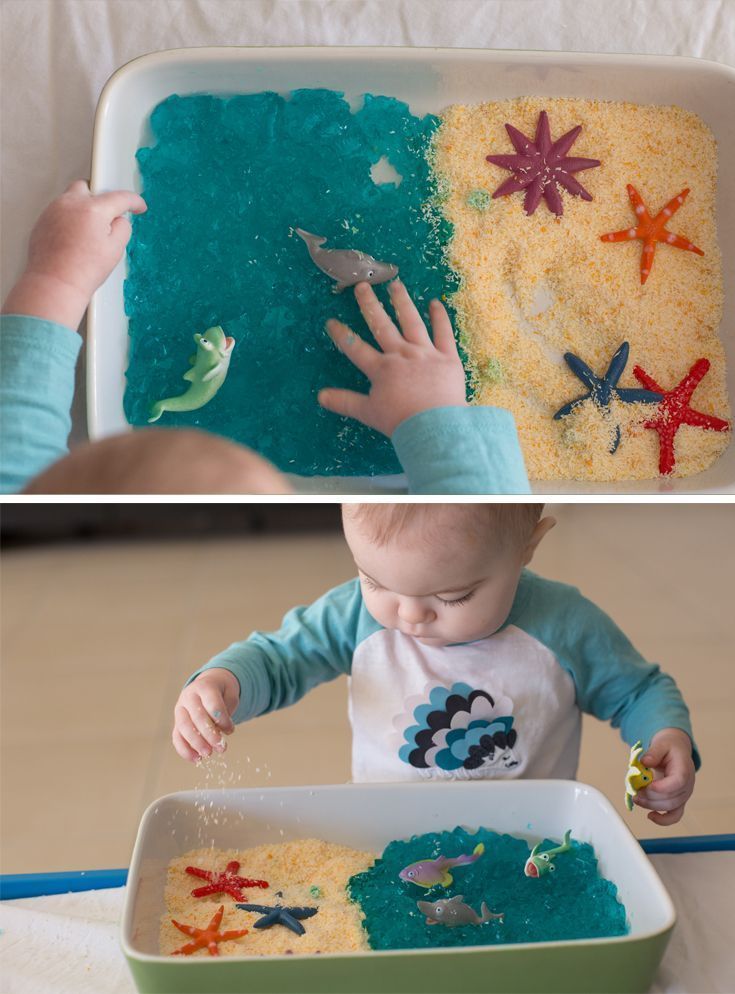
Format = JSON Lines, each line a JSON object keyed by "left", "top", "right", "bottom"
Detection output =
{"left": 295, "top": 228, "right": 398, "bottom": 292}
{"left": 524, "top": 830, "right": 573, "bottom": 877}
{"left": 417, "top": 895, "right": 504, "bottom": 927}
{"left": 148, "top": 325, "right": 235, "bottom": 422}
{"left": 625, "top": 740, "right": 654, "bottom": 811}
{"left": 399, "top": 843, "right": 485, "bottom": 889}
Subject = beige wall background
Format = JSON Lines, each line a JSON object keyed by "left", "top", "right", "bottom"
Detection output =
{"left": 1, "top": 503, "right": 733, "bottom": 874}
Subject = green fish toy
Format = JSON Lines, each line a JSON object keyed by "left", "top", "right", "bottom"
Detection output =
{"left": 523, "top": 830, "right": 572, "bottom": 878}
{"left": 148, "top": 326, "right": 235, "bottom": 423}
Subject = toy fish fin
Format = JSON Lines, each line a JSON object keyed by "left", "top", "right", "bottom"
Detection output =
{"left": 182, "top": 369, "right": 196, "bottom": 382}
{"left": 295, "top": 227, "right": 327, "bottom": 246}
{"left": 147, "top": 402, "right": 165, "bottom": 423}
{"left": 450, "top": 895, "right": 464, "bottom": 903}
{"left": 440, "top": 872, "right": 454, "bottom": 887}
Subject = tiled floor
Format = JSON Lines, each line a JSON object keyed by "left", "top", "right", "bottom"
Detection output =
{"left": 1, "top": 504, "right": 734, "bottom": 874}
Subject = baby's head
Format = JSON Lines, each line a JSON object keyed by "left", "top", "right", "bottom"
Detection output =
{"left": 342, "top": 503, "right": 554, "bottom": 645}
{"left": 24, "top": 427, "right": 291, "bottom": 494}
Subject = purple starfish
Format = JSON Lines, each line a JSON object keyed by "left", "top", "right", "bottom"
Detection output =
{"left": 485, "top": 110, "right": 601, "bottom": 216}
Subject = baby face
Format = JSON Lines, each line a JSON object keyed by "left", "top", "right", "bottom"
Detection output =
{"left": 343, "top": 515, "right": 527, "bottom": 646}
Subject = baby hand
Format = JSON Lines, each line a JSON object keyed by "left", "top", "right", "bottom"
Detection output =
{"left": 633, "top": 727, "right": 696, "bottom": 825}
{"left": 318, "top": 280, "right": 468, "bottom": 437}
{"left": 24, "top": 179, "right": 146, "bottom": 300}
{"left": 172, "top": 668, "right": 240, "bottom": 762}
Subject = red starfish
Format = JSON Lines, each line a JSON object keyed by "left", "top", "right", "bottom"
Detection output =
{"left": 600, "top": 185, "right": 704, "bottom": 284}
{"left": 633, "top": 358, "right": 730, "bottom": 475}
{"left": 185, "top": 860, "right": 269, "bottom": 902}
{"left": 170, "top": 904, "right": 249, "bottom": 956}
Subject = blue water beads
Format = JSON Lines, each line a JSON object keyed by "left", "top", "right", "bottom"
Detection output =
{"left": 348, "top": 826, "right": 628, "bottom": 950}
{"left": 124, "top": 89, "right": 458, "bottom": 476}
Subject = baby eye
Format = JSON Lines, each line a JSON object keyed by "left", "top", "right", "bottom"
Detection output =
{"left": 437, "top": 591, "right": 475, "bottom": 607}
{"left": 361, "top": 576, "right": 379, "bottom": 591}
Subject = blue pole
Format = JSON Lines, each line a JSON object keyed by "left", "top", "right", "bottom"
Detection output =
{"left": 0, "top": 868, "right": 128, "bottom": 900}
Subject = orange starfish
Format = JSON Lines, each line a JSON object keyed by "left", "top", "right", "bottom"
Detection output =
{"left": 170, "top": 905, "right": 249, "bottom": 956}
{"left": 600, "top": 185, "right": 704, "bottom": 284}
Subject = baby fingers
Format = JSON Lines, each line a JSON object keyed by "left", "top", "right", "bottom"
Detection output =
{"left": 175, "top": 702, "right": 224, "bottom": 758}
{"left": 92, "top": 189, "right": 148, "bottom": 218}
{"left": 429, "top": 298, "right": 459, "bottom": 355}
{"left": 172, "top": 727, "right": 201, "bottom": 763}
{"left": 387, "top": 279, "right": 431, "bottom": 345}
{"left": 354, "top": 282, "right": 403, "bottom": 349}
{"left": 318, "top": 387, "right": 372, "bottom": 426}
{"left": 633, "top": 787, "right": 690, "bottom": 812}
{"left": 325, "top": 319, "right": 381, "bottom": 377}
{"left": 646, "top": 805, "right": 686, "bottom": 826}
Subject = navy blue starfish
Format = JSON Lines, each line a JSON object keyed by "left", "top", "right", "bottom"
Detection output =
{"left": 235, "top": 903, "right": 318, "bottom": 936}
{"left": 553, "top": 342, "right": 662, "bottom": 453}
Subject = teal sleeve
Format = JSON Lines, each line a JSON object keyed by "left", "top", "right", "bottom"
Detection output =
{"left": 186, "top": 577, "right": 380, "bottom": 724}
{"left": 391, "top": 406, "right": 531, "bottom": 495}
{"left": 0, "top": 315, "right": 82, "bottom": 493}
{"left": 509, "top": 572, "right": 701, "bottom": 769}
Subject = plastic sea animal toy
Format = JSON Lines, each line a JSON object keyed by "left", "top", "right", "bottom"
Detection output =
{"left": 633, "top": 358, "right": 730, "bottom": 476}
{"left": 399, "top": 843, "right": 485, "bottom": 889}
{"left": 235, "top": 903, "right": 318, "bottom": 936}
{"left": 148, "top": 325, "right": 235, "bottom": 423}
{"left": 485, "top": 109, "right": 601, "bottom": 216}
{"left": 295, "top": 228, "right": 398, "bottom": 292}
{"left": 553, "top": 342, "right": 662, "bottom": 454}
{"left": 625, "top": 740, "right": 654, "bottom": 811}
{"left": 600, "top": 185, "right": 704, "bottom": 284}
{"left": 417, "top": 895, "right": 504, "bottom": 927}
{"left": 524, "top": 830, "right": 572, "bottom": 877}
{"left": 170, "top": 905, "right": 248, "bottom": 956}
{"left": 185, "top": 860, "right": 268, "bottom": 902}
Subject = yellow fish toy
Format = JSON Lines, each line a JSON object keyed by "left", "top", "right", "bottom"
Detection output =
{"left": 624, "top": 740, "right": 653, "bottom": 811}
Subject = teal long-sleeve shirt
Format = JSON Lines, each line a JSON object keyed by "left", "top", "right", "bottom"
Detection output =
{"left": 0, "top": 315, "right": 530, "bottom": 494}
{"left": 187, "top": 570, "right": 700, "bottom": 783}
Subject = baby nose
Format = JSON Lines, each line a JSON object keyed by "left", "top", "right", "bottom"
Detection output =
{"left": 398, "top": 599, "right": 436, "bottom": 625}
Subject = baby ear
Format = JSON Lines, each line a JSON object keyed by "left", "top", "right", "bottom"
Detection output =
{"left": 522, "top": 516, "right": 556, "bottom": 566}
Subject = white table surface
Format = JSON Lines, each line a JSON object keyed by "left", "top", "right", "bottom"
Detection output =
{"left": 1, "top": 0, "right": 733, "bottom": 443}
{"left": 0, "top": 852, "right": 733, "bottom": 994}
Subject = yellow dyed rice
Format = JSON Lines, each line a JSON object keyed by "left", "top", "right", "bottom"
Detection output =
{"left": 160, "top": 839, "right": 375, "bottom": 957}
{"left": 431, "top": 97, "right": 730, "bottom": 480}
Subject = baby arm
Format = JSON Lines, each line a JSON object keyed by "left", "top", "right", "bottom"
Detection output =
{"left": 172, "top": 578, "right": 364, "bottom": 762}
{"left": 0, "top": 181, "right": 147, "bottom": 492}
{"left": 318, "top": 281, "right": 530, "bottom": 494}
{"left": 2, "top": 179, "right": 147, "bottom": 331}
{"left": 566, "top": 596, "right": 699, "bottom": 825}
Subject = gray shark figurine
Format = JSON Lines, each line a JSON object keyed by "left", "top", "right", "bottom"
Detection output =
{"left": 417, "top": 895, "right": 504, "bottom": 927}
{"left": 416, "top": 894, "right": 505, "bottom": 928}
{"left": 295, "top": 228, "right": 398, "bottom": 292}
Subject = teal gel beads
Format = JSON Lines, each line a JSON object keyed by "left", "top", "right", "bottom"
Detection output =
{"left": 123, "top": 89, "right": 459, "bottom": 477}
{"left": 348, "top": 826, "right": 628, "bottom": 950}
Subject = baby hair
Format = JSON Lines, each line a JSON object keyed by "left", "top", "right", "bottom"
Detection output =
{"left": 342, "top": 503, "right": 545, "bottom": 550}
